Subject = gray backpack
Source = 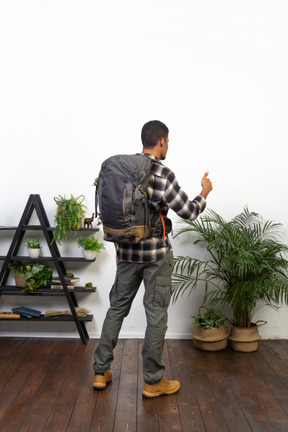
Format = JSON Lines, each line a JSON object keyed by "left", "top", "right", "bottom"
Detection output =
{"left": 95, "top": 154, "right": 153, "bottom": 244}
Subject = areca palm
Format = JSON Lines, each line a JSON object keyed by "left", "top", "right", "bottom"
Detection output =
{"left": 172, "top": 208, "right": 288, "bottom": 327}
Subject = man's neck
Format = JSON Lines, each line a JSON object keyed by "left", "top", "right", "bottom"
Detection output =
{"left": 141, "top": 147, "right": 161, "bottom": 159}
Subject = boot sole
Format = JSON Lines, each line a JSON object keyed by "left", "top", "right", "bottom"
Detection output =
{"left": 93, "top": 377, "right": 112, "bottom": 390}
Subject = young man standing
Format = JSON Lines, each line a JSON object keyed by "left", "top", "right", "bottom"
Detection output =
{"left": 93, "top": 120, "right": 213, "bottom": 398}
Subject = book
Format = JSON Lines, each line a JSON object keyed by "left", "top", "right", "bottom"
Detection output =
{"left": 51, "top": 276, "right": 80, "bottom": 284}
{"left": 50, "top": 284, "right": 75, "bottom": 290}
{"left": 12, "top": 307, "right": 42, "bottom": 318}
{"left": 0, "top": 311, "right": 20, "bottom": 319}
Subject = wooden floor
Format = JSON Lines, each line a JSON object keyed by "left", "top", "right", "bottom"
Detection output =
{"left": 0, "top": 338, "right": 288, "bottom": 432}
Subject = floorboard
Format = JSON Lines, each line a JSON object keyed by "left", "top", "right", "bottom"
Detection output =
{"left": 0, "top": 338, "right": 288, "bottom": 431}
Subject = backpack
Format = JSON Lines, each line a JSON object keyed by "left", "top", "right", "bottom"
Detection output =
{"left": 95, "top": 154, "right": 153, "bottom": 244}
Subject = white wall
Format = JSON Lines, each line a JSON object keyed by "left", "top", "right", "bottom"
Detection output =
{"left": 0, "top": 0, "right": 288, "bottom": 340}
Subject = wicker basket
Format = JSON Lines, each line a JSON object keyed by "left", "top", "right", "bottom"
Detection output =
{"left": 13, "top": 273, "right": 26, "bottom": 288}
{"left": 192, "top": 325, "right": 229, "bottom": 351}
{"left": 229, "top": 323, "right": 264, "bottom": 352}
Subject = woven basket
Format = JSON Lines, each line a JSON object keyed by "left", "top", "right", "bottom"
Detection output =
{"left": 192, "top": 325, "right": 229, "bottom": 351}
{"left": 229, "top": 324, "right": 262, "bottom": 352}
{"left": 13, "top": 273, "right": 26, "bottom": 288}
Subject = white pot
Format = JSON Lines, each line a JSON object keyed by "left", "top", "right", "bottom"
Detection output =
{"left": 83, "top": 250, "right": 97, "bottom": 260}
{"left": 28, "top": 248, "right": 41, "bottom": 258}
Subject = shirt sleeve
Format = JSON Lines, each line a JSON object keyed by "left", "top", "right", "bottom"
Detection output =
{"left": 163, "top": 170, "right": 206, "bottom": 221}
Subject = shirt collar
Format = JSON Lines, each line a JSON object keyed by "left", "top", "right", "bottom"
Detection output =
{"left": 142, "top": 153, "right": 161, "bottom": 163}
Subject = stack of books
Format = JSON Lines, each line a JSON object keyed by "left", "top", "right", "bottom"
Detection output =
{"left": 50, "top": 276, "right": 80, "bottom": 290}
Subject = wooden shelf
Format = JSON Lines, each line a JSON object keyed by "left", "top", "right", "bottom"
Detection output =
{"left": 0, "top": 226, "right": 99, "bottom": 231}
{"left": 0, "top": 286, "right": 96, "bottom": 295}
{"left": 0, "top": 314, "right": 93, "bottom": 322}
{"left": 0, "top": 194, "right": 97, "bottom": 344}
{"left": 0, "top": 256, "right": 96, "bottom": 262}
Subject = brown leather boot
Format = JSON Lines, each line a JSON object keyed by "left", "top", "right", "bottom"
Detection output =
{"left": 142, "top": 376, "right": 180, "bottom": 398}
{"left": 93, "top": 370, "right": 112, "bottom": 390}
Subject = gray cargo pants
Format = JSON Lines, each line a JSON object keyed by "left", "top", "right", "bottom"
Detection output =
{"left": 93, "top": 251, "right": 174, "bottom": 384}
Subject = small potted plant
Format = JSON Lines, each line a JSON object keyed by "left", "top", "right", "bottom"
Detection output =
{"left": 53, "top": 194, "right": 87, "bottom": 244}
{"left": 9, "top": 261, "right": 27, "bottom": 288}
{"left": 25, "top": 238, "right": 41, "bottom": 258}
{"left": 76, "top": 236, "right": 104, "bottom": 260}
{"left": 192, "top": 307, "right": 228, "bottom": 351}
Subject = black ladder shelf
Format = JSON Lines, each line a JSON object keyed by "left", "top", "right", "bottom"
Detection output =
{"left": 0, "top": 194, "right": 99, "bottom": 344}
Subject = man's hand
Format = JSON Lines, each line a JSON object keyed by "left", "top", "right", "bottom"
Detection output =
{"left": 200, "top": 171, "right": 213, "bottom": 199}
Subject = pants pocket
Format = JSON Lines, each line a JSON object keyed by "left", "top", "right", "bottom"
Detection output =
{"left": 154, "top": 275, "right": 172, "bottom": 309}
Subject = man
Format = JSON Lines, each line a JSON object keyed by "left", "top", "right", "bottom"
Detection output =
{"left": 93, "top": 120, "right": 213, "bottom": 398}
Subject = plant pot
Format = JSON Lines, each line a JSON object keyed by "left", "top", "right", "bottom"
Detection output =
{"left": 83, "top": 250, "right": 97, "bottom": 260}
{"left": 192, "top": 324, "right": 229, "bottom": 351}
{"left": 13, "top": 273, "right": 26, "bottom": 288}
{"left": 28, "top": 248, "right": 41, "bottom": 258}
{"left": 229, "top": 322, "right": 266, "bottom": 352}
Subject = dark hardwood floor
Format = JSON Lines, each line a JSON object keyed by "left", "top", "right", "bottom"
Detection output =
{"left": 0, "top": 337, "right": 288, "bottom": 431}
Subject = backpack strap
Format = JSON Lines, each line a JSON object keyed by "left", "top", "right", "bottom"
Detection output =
{"left": 93, "top": 178, "right": 99, "bottom": 218}
{"left": 158, "top": 209, "right": 166, "bottom": 244}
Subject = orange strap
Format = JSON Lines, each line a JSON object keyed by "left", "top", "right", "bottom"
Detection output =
{"left": 158, "top": 210, "right": 165, "bottom": 244}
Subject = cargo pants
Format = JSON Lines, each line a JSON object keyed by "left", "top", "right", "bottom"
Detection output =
{"left": 93, "top": 251, "right": 174, "bottom": 384}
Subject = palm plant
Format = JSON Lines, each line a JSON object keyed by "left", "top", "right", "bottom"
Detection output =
{"left": 172, "top": 207, "right": 288, "bottom": 328}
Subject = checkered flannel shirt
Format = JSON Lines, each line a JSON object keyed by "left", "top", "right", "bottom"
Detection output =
{"left": 116, "top": 154, "right": 206, "bottom": 263}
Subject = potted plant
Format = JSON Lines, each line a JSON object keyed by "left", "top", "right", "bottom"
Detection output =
{"left": 172, "top": 207, "right": 288, "bottom": 352}
{"left": 9, "top": 261, "right": 27, "bottom": 288}
{"left": 25, "top": 238, "right": 41, "bottom": 258}
{"left": 9, "top": 261, "right": 53, "bottom": 293}
{"left": 53, "top": 194, "right": 87, "bottom": 244}
{"left": 192, "top": 307, "right": 228, "bottom": 351}
{"left": 76, "top": 236, "right": 104, "bottom": 260}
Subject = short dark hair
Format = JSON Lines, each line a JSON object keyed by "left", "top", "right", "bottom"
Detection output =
{"left": 141, "top": 120, "right": 169, "bottom": 148}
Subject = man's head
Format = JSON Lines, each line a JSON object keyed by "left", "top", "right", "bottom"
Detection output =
{"left": 141, "top": 120, "right": 169, "bottom": 160}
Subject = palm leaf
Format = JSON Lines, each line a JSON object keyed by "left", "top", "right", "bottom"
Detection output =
{"left": 172, "top": 207, "right": 288, "bottom": 327}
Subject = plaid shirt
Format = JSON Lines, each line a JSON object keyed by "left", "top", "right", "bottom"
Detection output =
{"left": 117, "top": 154, "right": 206, "bottom": 263}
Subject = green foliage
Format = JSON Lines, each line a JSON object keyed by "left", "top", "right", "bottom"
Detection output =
{"left": 192, "top": 307, "right": 225, "bottom": 328}
{"left": 23, "top": 263, "right": 53, "bottom": 294}
{"left": 9, "top": 261, "right": 53, "bottom": 294}
{"left": 172, "top": 207, "right": 288, "bottom": 328}
{"left": 9, "top": 261, "right": 26, "bottom": 274}
{"left": 76, "top": 236, "right": 104, "bottom": 252}
{"left": 66, "top": 272, "right": 74, "bottom": 278}
{"left": 25, "top": 238, "right": 40, "bottom": 249}
{"left": 85, "top": 282, "right": 93, "bottom": 288}
{"left": 53, "top": 194, "right": 87, "bottom": 244}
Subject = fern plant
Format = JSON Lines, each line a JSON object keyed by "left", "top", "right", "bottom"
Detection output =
{"left": 172, "top": 207, "right": 288, "bottom": 328}
{"left": 53, "top": 195, "right": 87, "bottom": 244}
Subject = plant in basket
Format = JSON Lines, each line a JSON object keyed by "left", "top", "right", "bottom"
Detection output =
{"left": 9, "top": 261, "right": 53, "bottom": 294}
{"left": 191, "top": 306, "right": 228, "bottom": 351}
{"left": 9, "top": 261, "right": 27, "bottom": 288}
{"left": 53, "top": 194, "right": 87, "bottom": 244}
{"left": 172, "top": 207, "right": 288, "bottom": 352}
